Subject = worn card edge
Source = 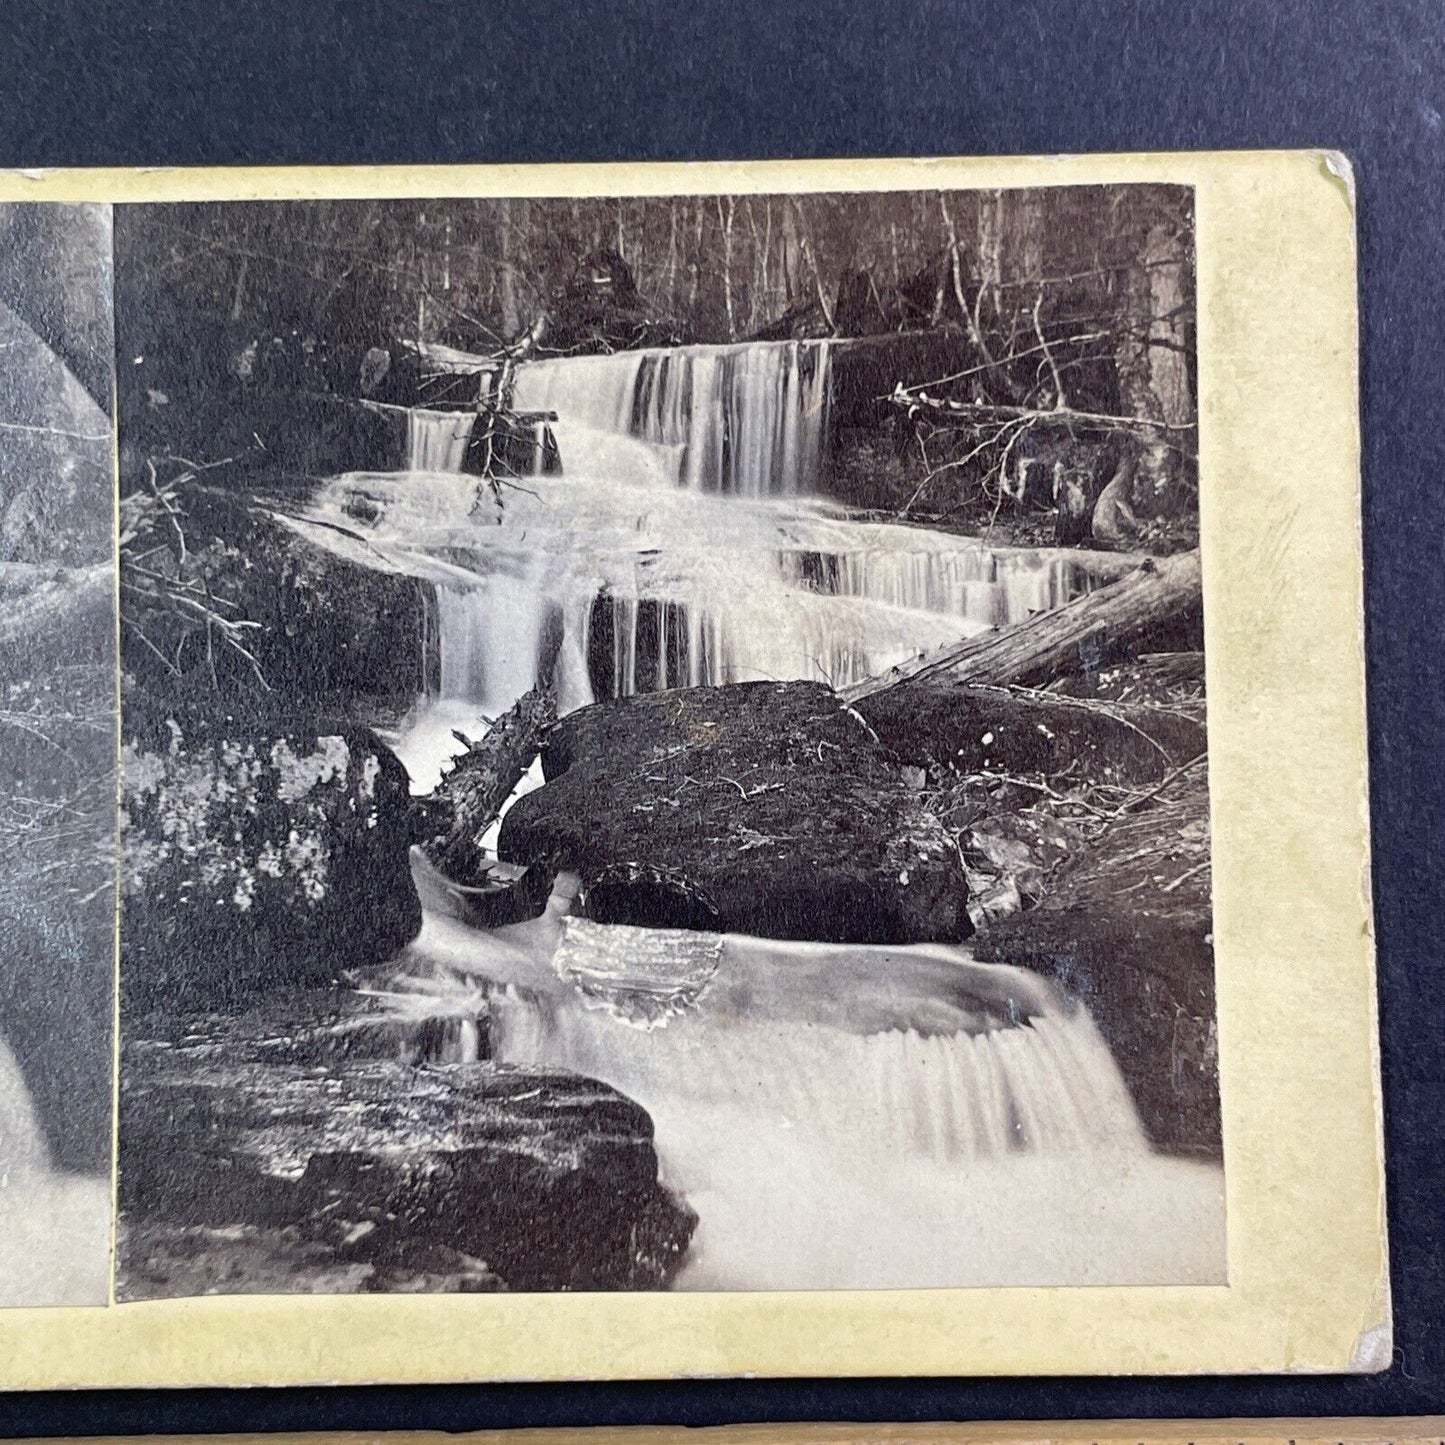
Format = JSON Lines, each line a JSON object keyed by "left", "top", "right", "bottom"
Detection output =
{"left": 0, "top": 150, "right": 1386, "bottom": 1386}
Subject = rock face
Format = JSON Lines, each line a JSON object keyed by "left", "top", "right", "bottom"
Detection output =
{"left": 498, "top": 680, "right": 971, "bottom": 943}
{"left": 120, "top": 724, "right": 421, "bottom": 1011}
{"left": 117, "top": 996, "right": 695, "bottom": 1296}
{"left": 974, "top": 777, "right": 1219, "bottom": 1158}
{"left": 121, "top": 485, "right": 435, "bottom": 716}
{"left": 850, "top": 673, "right": 1217, "bottom": 1156}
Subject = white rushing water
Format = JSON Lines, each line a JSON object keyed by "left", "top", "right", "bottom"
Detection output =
{"left": 406, "top": 877, "right": 1226, "bottom": 1289}
{"left": 406, "top": 407, "right": 476, "bottom": 474}
{"left": 0, "top": 1030, "right": 111, "bottom": 1306}
{"left": 298, "top": 337, "right": 1225, "bottom": 1288}
{"left": 511, "top": 340, "right": 831, "bottom": 498}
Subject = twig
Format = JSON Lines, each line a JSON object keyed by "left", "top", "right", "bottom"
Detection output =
{"left": 1106, "top": 750, "right": 1207, "bottom": 819}
{"left": 1161, "top": 859, "right": 1211, "bottom": 893}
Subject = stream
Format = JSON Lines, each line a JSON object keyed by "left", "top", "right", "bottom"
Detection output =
{"left": 292, "top": 338, "right": 1226, "bottom": 1289}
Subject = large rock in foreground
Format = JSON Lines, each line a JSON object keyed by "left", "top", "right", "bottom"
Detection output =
{"left": 121, "top": 724, "right": 421, "bottom": 1011}
{"left": 498, "top": 681, "right": 971, "bottom": 943}
{"left": 117, "top": 996, "right": 695, "bottom": 1297}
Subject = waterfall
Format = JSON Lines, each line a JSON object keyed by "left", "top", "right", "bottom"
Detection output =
{"left": 400, "top": 896, "right": 1225, "bottom": 1289}
{"left": 511, "top": 340, "right": 831, "bottom": 498}
{"left": 491, "top": 981, "right": 1149, "bottom": 1163}
{"left": 294, "top": 340, "right": 1223, "bottom": 1290}
{"left": 287, "top": 340, "right": 1094, "bottom": 791}
{"left": 301, "top": 473, "right": 1086, "bottom": 736}
{"left": 407, "top": 407, "right": 476, "bottom": 473}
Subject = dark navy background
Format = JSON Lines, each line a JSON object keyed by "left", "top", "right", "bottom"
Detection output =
{"left": 2, "top": 0, "right": 1442, "bottom": 1429}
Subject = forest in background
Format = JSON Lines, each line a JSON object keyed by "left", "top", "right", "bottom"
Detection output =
{"left": 115, "top": 186, "right": 1196, "bottom": 524}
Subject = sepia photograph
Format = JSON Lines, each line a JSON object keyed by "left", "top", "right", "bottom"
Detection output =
{"left": 111, "top": 182, "right": 1225, "bottom": 1297}
{"left": 0, "top": 202, "right": 117, "bottom": 1306}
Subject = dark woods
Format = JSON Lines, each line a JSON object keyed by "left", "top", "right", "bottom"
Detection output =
{"left": 115, "top": 186, "right": 1195, "bottom": 530}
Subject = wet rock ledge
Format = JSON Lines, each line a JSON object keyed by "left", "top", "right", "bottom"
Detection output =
{"left": 117, "top": 995, "right": 695, "bottom": 1297}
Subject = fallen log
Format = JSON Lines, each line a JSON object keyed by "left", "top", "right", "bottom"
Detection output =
{"left": 841, "top": 548, "right": 1202, "bottom": 701}
{"left": 420, "top": 684, "right": 556, "bottom": 887}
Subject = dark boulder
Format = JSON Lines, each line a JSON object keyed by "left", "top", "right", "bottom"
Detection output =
{"left": 497, "top": 680, "right": 971, "bottom": 944}
{"left": 121, "top": 484, "right": 435, "bottom": 716}
{"left": 117, "top": 996, "right": 695, "bottom": 1296}
{"left": 120, "top": 723, "right": 421, "bottom": 1011}
{"left": 856, "top": 679, "right": 1206, "bottom": 785}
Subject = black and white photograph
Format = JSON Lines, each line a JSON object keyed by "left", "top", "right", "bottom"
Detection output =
{"left": 112, "top": 184, "right": 1223, "bottom": 1298}
{"left": 0, "top": 202, "right": 117, "bottom": 1306}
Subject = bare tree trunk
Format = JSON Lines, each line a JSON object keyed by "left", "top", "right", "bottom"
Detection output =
{"left": 1116, "top": 221, "right": 1192, "bottom": 512}
{"left": 780, "top": 199, "right": 803, "bottom": 307}
{"left": 788, "top": 198, "right": 834, "bottom": 331}
{"left": 841, "top": 550, "right": 1201, "bottom": 700}
{"left": 687, "top": 197, "right": 705, "bottom": 317}
{"left": 718, "top": 196, "right": 736, "bottom": 339}
{"left": 229, "top": 254, "right": 249, "bottom": 323}
{"left": 1008, "top": 189, "right": 1045, "bottom": 287}
{"left": 665, "top": 202, "right": 679, "bottom": 313}
{"left": 977, "top": 189, "right": 1004, "bottom": 316}
{"left": 761, "top": 198, "right": 774, "bottom": 317}
{"left": 498, "top": 199, "right": 520, "bottom": 341}
{"left": 744, "top": 197, "right": 764, "bottom": 332}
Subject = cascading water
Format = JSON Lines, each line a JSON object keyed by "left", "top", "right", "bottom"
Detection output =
{"left": 292, "top": 344, "right": 1081, "bottom": 735}
{"left": 404, "top": 884, "right": 1226, "bottom": 1288}
{"left": 289, "top": 337, "right": 1225, "bottom": 1288}
{"left": 510, "top": 339, "right": 831, "bottom": 498}
{"left": 407, "top": 407, "right": 476, "bottom": 473}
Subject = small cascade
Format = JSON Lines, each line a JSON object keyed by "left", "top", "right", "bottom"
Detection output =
{"left": 511, "top": 340, "right": 831, "bottom": 498}
{"left": 780, "top": 541, "right": 1083, "bottom": 628}
{"left": 394, "top": 904, "right": 1224, "bottom": 1289}
{"left": 406, "top": 407, "right": 476, "bottom": 473}
{"left": 490, "top": 984, "right": 1148, "bottom": 1166}
{"left": 435, "top": 570, "right": 557, "bottom": 713}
